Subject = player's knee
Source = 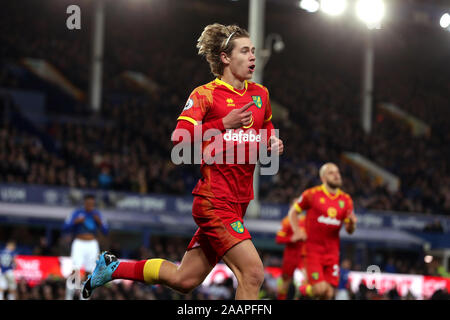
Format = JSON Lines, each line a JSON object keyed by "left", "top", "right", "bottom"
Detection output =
{"left": 240, "top": 265, "right": 265, "bottom": 289}
{"left": 326, "top": 288, "right": 335, "bottom": 300}
{"left": 176, "top": 278, "right": 200, "bottom": 295}
{"left": 312, "top": 283, "right": 327, "bottom": 298}
{"left": 171, "top": 272, "right": 201, "bottom": 295}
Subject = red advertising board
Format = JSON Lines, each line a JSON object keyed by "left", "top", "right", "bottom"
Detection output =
{"left": 14, "top": 255, "right": 64, "bottom": 287}
{"left": 422, "top": 276, "right": 450, "bottom": 298}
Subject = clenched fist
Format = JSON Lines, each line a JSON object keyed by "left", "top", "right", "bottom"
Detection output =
{"left": 268, "top": 135, "right": 284, "bottom": 155}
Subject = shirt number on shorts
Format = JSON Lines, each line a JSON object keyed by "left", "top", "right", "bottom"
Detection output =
{"left": 332, "top": 264, "right": 339, "bottom": 277}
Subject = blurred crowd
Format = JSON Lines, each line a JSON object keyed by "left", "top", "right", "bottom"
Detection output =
{"left": 0, "top": 0, "right": 449, "bottom": 216}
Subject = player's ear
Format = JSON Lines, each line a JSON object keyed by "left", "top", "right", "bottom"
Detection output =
{"left": 220, "top": 51, "right": 231, "bottom": 65}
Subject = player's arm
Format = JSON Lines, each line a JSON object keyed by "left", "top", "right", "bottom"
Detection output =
{"left": 289, "top": 192, "right": 311, "bottom": 241}
{"left": 73, "top": 213, "right": 85, "bottom": 224}
{"left": 344, "top": 198, "right": 357, "bottom": 235}
{"left": 62, "top": 211, "right": 84, "bottom": 233}
{"left": 288, "top": 199, "right": 307, "bottom": 242}
{"left": 344, "top": 212, "right": 357, "bottom": 234}
{"left": 275, "top": 230, "right": 291, "bottom": 245}
{"left": 288, "top": 205, "right": 307, "bottom": 242}
{"left": 93, "top": 211, "right": 109, "bottom": 235}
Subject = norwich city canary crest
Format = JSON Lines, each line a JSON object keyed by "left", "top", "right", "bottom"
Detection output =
{"left": 252, "top": 95, "right": 262, "bottom": 109}
{"left": 230, "top": 220, "right": 245, "bottom": 234}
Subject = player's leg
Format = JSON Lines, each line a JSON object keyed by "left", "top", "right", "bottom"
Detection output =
{"left": 83, "top": 196, "right": 222, "bottom": 299}
{"left": 335, "top": 287, "right": 350, "bottom": 300}
{"left": 277, "top": 275, "right": 293, "bottom": 300}
{"left": 85, "top": 239, "right": 100, "bottom": 274}
{"left": 298, "top": 261, "right": 313, "bottom": 299}
{"left": 311, "top": 281, "right": 329, "bottom": 299}
{"left": 298, "top": 271, "right": 313, "bottom": 299}
{"left": 76, "top": 239, "right": 100, "bottom": 298}
{"left": 0, "top": 273, "right": 6, "bottom": 300}
{"left": 82, "top": 234, "right": 215, "bottom": 298}
{"left": 277, "top": 249, "right": 296, "bottom": 300}
{"left": 323, "top": 260, "right": 339, "bottom": 300}
{"left": 222, "top": 239, "right": 265, "bottom": 300}
{"left": 6, "top": 270, "right": 17, "bottom": 300}
{"left": 304, "top": 253, "right": 328, "bottom": 299}
{"left": 82, "top": 239, "right": 100, "bottom": 285}
{"left": 66, "top": 239, "right": 82, "bottom": 300}
{"left": 144, "top": 229, "right": 219, "bottom": 294}
{"left": 325, "top": 284, "right": 336, "bottom": 300}
{"left": 156, "top": 247, "right": 214, "bottom": 294}
{"left": 95, "top": 247, "right": 213, "bottom": 295}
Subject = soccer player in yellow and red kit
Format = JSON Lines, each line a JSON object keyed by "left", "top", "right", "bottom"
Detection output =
{"left": 288, "top": 163, "right": 357, "bottom": 300}
{"left": 82, "top": 24, "right": 283, "bottom": 300}
{"left": 275, "top": 210, "right": 306, "bottom": 300}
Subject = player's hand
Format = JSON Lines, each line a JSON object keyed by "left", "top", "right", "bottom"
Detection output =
{"left": 268, "top": 135, "right": 284, "bottom": 155}
{"left": 291, "top": 229, "right": 307, "bottom": 242}
{"left": 74, "top": 215, "right": 86, "bottom": 224}
{"left": 344, "top": 211, "right": 357, "bottom": 234}
{"left": 93, "top": 214, "right": 102, "bottom": 226}
{"left": 346, "top": 211, "right": 357, "bottom": 225}
{"left": 222, "top": 101, "right": 255, "bottom": 129}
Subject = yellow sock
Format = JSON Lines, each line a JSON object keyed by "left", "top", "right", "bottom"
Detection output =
{"left": 143, "top": 258, "right": 165, "bottom": 284}
{"left": 306, "top": 284, "right": 314, "bottom": 297}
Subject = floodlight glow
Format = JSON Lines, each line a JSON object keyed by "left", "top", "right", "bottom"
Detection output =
{"left": 424, "top": 255, "right": 433, "bottom": 264}
{"left": 440, "top": 13, "right": 450, "bottom": 29}
{"left": 320, "top": 0, "right": 347, "bottom": 16}
{"left": 356, "top": 0, "right": 385, "bottom": 29}
{"left": 299, "top": 0, "right": 319, "bottom": 13}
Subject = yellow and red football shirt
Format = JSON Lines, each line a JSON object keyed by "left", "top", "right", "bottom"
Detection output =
{"left": 294, "top": 184, "right": 354, "bottom": 256}
{"left": 177, "top": 78, "right": 273, "bottom": 203}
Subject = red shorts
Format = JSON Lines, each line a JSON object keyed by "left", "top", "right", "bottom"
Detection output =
{"left": 187, "top": 196, "right": 251, "bottom": 266}
{"left": 305, "top": 253, "right": 340, "bottom": 287}
{"left": 281, "top": 245, "right": 304, "bottom": 278}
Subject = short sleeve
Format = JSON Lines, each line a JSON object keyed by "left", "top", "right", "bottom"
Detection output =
{"left": 294, "top": 190, "right": 311, "bottom": 213}
{"left": 177, "top": 86, "right": 213, "bottom": 125}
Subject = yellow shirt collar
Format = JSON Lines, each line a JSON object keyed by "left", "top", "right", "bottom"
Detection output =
{"left": 215, "top": 78, "right": 248, "bottom": 96}
{"left": 321, "top": 184, "right": 341, "bottom": 200}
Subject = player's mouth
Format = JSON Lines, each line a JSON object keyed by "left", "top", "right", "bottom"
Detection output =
{"left": 249, "top": 64, "right": 255, "bottom": 73}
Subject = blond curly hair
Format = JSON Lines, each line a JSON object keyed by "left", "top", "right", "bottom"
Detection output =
{"left": 197, "top": 23, "right": 250, "bottom": 77}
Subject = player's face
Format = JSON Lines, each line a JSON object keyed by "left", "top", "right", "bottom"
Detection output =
{"left": 342, "top": 259, "right": 351, "bottom": 269}
{"left": 323, "top": 165, "right": 342, "bottom": 189}
{"left": 228, "top": 37, "right": 256, "bottom": 81}
{"left": 6, "top": 242, "right": 15, "bottom": 251}
{"left": 84, "top": 198, "right": 96, "bottom": 212}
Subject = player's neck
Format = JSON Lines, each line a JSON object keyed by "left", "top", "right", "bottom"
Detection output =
{"left": 219, "top": 72, "right": 246, "bottom": 90}
{"left": 323, "top": 184, "right": 338, "bottom": 195}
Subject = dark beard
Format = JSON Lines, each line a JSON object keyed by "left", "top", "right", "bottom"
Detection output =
{"left": 328, "top": 181, "right": 342, "bottom": 189}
